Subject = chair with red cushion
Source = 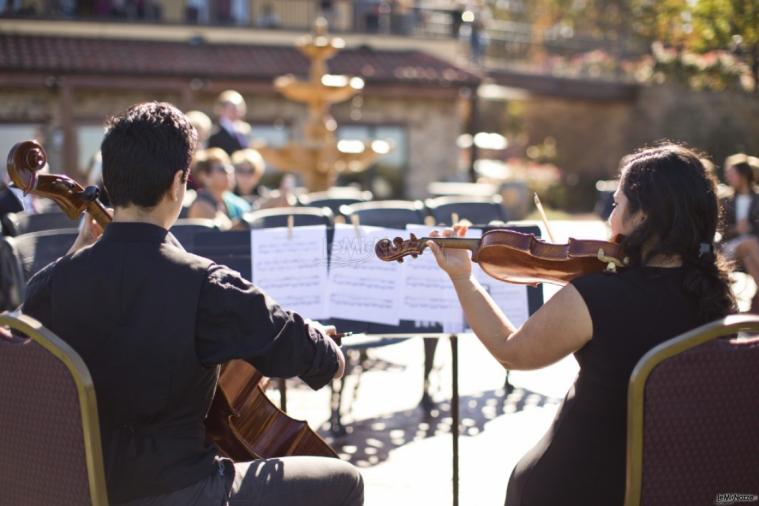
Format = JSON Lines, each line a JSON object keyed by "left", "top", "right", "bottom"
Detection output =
{"left": 625, "top": 314, "right": 759, "bottom": 506}
{"left": 0, "top": 312, "right": 108, "bottom": 505}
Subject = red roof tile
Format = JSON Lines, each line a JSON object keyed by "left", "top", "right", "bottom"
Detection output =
{"left": 0, "top": 34, "right": 480, "bottom": 87}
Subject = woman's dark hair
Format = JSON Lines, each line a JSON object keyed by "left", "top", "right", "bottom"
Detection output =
{"left": 101, "top": 102, "right": 196, "bottom": 208}
{"left": 619, "top": 143, "right": 736, "bottom": 323}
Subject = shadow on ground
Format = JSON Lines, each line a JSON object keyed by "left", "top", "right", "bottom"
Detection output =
{"left": 318, "top": 386, "right": 561, "bottom": 468}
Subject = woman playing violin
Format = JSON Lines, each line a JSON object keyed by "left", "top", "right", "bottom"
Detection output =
{"left": 427, "top": 143, "right": 735, "bottom": 505}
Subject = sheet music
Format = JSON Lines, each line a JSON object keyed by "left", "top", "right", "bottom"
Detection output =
{"left": 327, "top": 224, "right": 406, "bottom": 325}
{"left": 400, "top": 225, "right": 483, "bottom": 328}
{"left": 251, "top": 225, "right": 329, "bottom": 319}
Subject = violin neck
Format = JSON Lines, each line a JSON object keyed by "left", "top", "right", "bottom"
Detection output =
{"left": 424, "top": 237, "right": 480, "bottom": 253}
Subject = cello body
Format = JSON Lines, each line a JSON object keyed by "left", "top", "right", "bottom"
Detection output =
{"left": 205, "top": 360, "right": 338, "bottom": 460}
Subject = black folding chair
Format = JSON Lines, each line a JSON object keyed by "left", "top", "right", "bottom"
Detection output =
{"left": 298, "top": 188, "right": 373, "bottom": 218}
{"left": 339, "top": 200, "right": 427, "bottom": 229}
{"left": 243, "top": 207, "right": 334, "bottom": 229}
{"left": 424, "top": 195, "right": 508, "bottom": 226}
{"left": 14, "top": 211, "right": 79, "bottom": 235}
{"left": 191, "top": 230, "right": 252, "bottom": 279}
{"left": 0, "top": 236, "right": 26, "bottom": 310}
{"left": 12, "top": 229, "right": 79, "bottom": 281}
{"left": 169, "top": 219, "right": 218, "bottom": 251}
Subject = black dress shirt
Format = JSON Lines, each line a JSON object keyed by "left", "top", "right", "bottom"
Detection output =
{"left": 22, "top": 222, "right": 339, "bottom": 502}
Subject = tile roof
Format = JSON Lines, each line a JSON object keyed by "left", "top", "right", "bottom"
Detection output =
{"left": 0, "top": 34, "right": 480, "bottom": 87}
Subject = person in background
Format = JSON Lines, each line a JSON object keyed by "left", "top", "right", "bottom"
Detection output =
{"left": 720, "top": 153, "right": 759, "bottom": 312}
{"left": 188, "top": 147, "right": 250, "bottom": 228}
{"left": 208, "top": 90, "right": 251, "bottom": 155}
{"left": 256, "top": 2, "right": 281, "bottom": 28}
{"left": 185, "top": 110, "right": 213, "bottom": 149}
{"left": 230, "top": 148, "right": 265, "bottom": 204}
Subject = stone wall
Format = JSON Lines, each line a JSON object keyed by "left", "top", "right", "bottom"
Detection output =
{"left": 518, "top": 84, "right": 759, "bottom": 180}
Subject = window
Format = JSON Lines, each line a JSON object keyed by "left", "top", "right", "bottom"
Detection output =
{"left": 78, "top": 125, "right": 106, "bottom": 178}
{"left": 251, "top": 123, "right": 290, "bottom": 147}
{"left": 337, "top": 124, "right": 408, "bottom": 198}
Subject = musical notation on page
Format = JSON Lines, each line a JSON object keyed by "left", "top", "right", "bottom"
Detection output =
{"left": 326, "top": 224, "right": 405, "bottom": 325}
{"left": 251, "top": 225, "right": 329, "bottom": 319}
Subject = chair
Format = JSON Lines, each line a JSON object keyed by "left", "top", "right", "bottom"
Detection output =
{"left": 0, "top": 236, "right": 26, "bottom": 310}
{"left": 427, "top": 181, "right": 499, "bottom": 198}
{"left": 0, "top": 312, "right": 108, "bottom": 505}
{"left": 14, "top": 211, "right": 79, "bottom": 235}
{"left": 169, "top": 218, "right": 218, "bottom": 251}
{"left": 424, "top": 195, "right": 508, "bottom": 226}
{"left": 191, "top": 230, "right": 252, "bottom": 279}
{"left": 298, "top": 188, "right": 373, "bottom": 217}
{"left": 625, "top": 314, "right": 759, "bottom": 506}
{"left": 12, "top": 229, "right": 79, "bottom": 281}
{"left": 339, "top": 200, "right": 427, "bottom": 229}
{"left": 242, "top": 207, "right": 334, "bottom": 229}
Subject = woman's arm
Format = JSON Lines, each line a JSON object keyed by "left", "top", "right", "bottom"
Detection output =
{"left": 428, "top": 226, "right": 593, "bottom": 370}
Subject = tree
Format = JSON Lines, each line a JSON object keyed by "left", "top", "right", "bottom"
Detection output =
{"left": 693, "top": 0, "right": 759, "bottom": 92}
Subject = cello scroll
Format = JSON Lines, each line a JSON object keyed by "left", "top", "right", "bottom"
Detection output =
{"left": 6, "top": 140, "right": 111, "bottom": 226}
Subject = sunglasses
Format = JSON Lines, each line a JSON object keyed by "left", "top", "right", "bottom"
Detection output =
{"left": 211, "top": 163, "right": 233, "bottom": 175}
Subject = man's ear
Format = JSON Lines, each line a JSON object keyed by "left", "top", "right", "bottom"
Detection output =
{"left": 170, "top": 170, "right": 185, "bottom": 202}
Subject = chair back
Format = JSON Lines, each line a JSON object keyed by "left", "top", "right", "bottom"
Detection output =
{"left": 191, "top": 230, "right": 252, "bottom": 279}
{"left": 0, "top": 312, "right": 107, "bottom": 505}
{"left": 0, "top": 236, "right": 26, "bottom": 310}
{"left": 339, "top": 200, "right": 427, "bottom": 228}
{"left": 424, "top": 195, "right": 507, "bottom": 226}
{"left": 169, "top": 219, "right": 218, "bottom": 251}
{"left": 298, "top": 188, "right": 373, "bottom": 217}
{"left": 15, "top": 211, "right": 79, "bottom": 235}
{"left": 12, "top": 229, "right": 79, "bottom": 281}
{"left": 625, "top": 315, "right": 759, "bottom": 506}
{"left": 243, "top": 207, "right": 333, "bottom": 229}
{"left": 427, "top": 181, "right": 498, "bottom": 198}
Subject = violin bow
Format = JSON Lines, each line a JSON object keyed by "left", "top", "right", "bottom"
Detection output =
{"left": 533, "top": 193, "right": 556, "bottom": 243}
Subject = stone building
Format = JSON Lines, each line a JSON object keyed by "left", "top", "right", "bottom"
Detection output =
{"left": 0, "top": 19, "right": 479, "bottom": 199}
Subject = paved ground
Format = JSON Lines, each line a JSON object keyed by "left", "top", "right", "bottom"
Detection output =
{"left": 278, "top": 219, "right": 755, "bottom": 506}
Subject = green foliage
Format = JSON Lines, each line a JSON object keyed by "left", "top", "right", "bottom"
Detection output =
{"left": 491, "top": 0, "right": 758, "bottom": 91}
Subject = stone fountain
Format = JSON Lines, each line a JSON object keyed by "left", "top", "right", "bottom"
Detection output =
{"left": 256, "top": 18, "right": 388, "bottom": 192}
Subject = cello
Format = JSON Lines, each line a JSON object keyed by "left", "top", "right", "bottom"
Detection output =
{"left": 7, "top": 139, "right": 338, "bottom": 460}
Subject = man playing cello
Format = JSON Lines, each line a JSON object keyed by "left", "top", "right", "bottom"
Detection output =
{"left": 23, "top": 102, "right": 364, "bottom": 506}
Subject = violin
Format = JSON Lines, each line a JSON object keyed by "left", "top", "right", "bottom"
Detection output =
{"left": 8, "top": 140, "right": 337, "bottom": 461}
{"left": 375, "top": 228, "right": 628, "bottom": 286}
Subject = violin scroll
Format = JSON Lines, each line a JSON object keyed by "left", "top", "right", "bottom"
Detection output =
{"left": 375, "top": 233, "right": 426, "bottom": 262}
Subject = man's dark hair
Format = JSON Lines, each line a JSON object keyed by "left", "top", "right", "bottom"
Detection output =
{"left": 101, "top": 102, "right": 197, "bottom": 208}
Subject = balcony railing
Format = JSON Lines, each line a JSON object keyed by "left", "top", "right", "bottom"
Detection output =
{"left": 1, "top": 0, "right": 462, "bottom": 39}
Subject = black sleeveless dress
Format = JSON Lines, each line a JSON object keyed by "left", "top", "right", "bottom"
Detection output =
{"left": 505, "top": 266, "right": 701, "bottom": 506}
